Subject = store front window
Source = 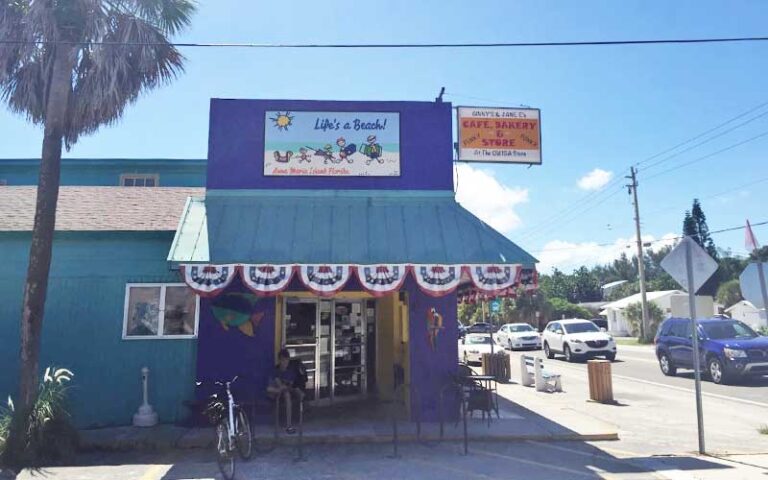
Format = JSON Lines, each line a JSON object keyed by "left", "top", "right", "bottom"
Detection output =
{"left": 123, "top": 283, "right": 198, "bottom": 339}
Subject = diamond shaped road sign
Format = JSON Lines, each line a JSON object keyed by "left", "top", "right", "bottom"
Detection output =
{"left": 739, "top": 262, "right": 768, "bottom": 310}
{"left": 660, "top": 237, "right": 719, "bottom": 294}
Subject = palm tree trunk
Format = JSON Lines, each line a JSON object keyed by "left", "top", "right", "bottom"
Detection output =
{"left": 2, "top": 44, "right": 75, "bottom": 473}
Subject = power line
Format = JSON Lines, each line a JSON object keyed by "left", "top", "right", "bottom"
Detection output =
{"left": 3, "top": 36, "right": 768, "bottom": 49}
{"left": 638, "top": 108, "right": 768, "bottom": 173}
{"left": 634, "top": 100, "right": 768, "bottom": 170}
{"left": 644, "top": 129, "right": 768, "bottom": 181}
{"left": 531, "top": 219, "right": 768, "bottom": 255}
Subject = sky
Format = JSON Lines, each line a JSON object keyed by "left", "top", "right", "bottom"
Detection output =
{"left": 1, "top": 0, "right": 767, "bottom": 273}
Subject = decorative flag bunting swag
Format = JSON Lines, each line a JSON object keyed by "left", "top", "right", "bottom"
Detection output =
{"left": 241, "top": 264, "right": 295, "bottom": 295}
{"left": 299, "top": 264, "right": 353, "bottom": 296}
{"left": 467, "top": 264, "right": 520, "bottom": 295}
{"left": 181, "top": 264, "right": 239, "bottom": 297}
{"left": 412, "top": 264, "right": 463, "bottom": 297}
{"left": 517, "top": 267, "right": 539, "bottom": 291}
{"left": 356, "top": 264, "right": 409, "bottom": 297}
{"left": 179, "top": 263, "right": 538, "bottom": 298}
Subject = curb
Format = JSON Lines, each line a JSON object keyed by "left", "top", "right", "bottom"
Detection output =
{"left": 78, "top": 431, "right": 619, "bottom": 452}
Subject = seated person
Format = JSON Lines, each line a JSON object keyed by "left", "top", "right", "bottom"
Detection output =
{"left": 267, "top": 348, "right": 305, "bottom": 434}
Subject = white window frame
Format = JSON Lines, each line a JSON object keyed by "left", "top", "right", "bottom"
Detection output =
{"left": 122, "top": 283, "right": 200, "bottom": 340}
{"left": 119, "top": 173, "right": 160, "bottom": 187}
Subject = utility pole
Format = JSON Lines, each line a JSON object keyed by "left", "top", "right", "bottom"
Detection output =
{"left": 627, "top": 167, "right": 650, "bottom": 341}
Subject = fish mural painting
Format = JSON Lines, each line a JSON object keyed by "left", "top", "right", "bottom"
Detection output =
{"left": 210, "top": 292, "right": 265, "bottom": 337}
{"left": 426, "top": 307, "right": 444, "bottom": 351}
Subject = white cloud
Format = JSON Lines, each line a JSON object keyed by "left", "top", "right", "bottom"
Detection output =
{"left": 577, "top": 168, "right": 613, "bottom": 191}
{"left": 455, "top": 164, "right": 529, "bottom": 234}
{"left": 536, "top": 233, "right": 678, "bottom": 273}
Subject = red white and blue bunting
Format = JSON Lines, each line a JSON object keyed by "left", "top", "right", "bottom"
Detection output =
{"left": 466, "top": 264, "right": 520, "bottom": 295}
{"left": 299, "top": 264, "right": 353, "bottom": 297}
{"left": 179, "top": 263, "right": 537, "bottom": 298}
{"left": 355, "top": 264, "right": 409, "bottom": 297}
{"left": 412, "top": 264, "right": 463, "bottom": 297}
{"left": 517, "top": 267, "right": 539, "bottom": 292}
{"left": 241, "top": 264, "right": 294, "bottom": 295}
{"left": 180, "top": 264, "right": 239, "bottom": 297}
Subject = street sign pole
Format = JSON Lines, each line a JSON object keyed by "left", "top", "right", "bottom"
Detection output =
{"left": 757, "top": 262, "right": 768, "bottom": 317}
{"left": 686, "top": 240, "right": 706, "bottom": 455}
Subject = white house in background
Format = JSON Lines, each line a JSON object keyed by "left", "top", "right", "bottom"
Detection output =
{"left": 725, "top": 300, "right": 767, "bottom": 330}
{"left": 600, "top": 290, "right": 716, "bottom": 336}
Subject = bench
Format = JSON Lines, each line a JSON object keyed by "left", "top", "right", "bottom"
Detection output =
{"left": 520, "top": 355, "right": 562, "bottom": 393}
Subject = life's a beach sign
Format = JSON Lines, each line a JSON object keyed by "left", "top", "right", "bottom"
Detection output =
{"left": 263, "top": 111, "right": 401, "bottom": 177}
{"left": 457, "top": 107, "right": 541, "bottom": 164}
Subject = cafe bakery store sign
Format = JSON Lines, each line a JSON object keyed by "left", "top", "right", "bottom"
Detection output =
{"left": 264, "top": 111, "right": 400, "bottom": 177}
{"left": 457, "top": 106, "right": 541, "bottom": 165}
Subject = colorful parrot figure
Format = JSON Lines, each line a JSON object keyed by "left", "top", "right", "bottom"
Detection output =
{"left": 426, "top": 307, "right": 444, "bottom": 351}
{"left": 210, "top": 292, "right": 264, "bottom": 337}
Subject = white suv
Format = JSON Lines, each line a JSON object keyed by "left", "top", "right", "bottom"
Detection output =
{"left": 542, "top": 319, "right": 617, "bottom": 362}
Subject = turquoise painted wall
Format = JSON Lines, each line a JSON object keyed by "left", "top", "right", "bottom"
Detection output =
{"left": 0, "top": 231, "right": 197, "bottom": 428}
{"left": 0, "top": 159, "right": 206, "bottom": 187}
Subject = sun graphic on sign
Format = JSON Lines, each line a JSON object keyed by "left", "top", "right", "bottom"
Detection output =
{"left": 270, "top": 111, "right": 294, "bottom": 131}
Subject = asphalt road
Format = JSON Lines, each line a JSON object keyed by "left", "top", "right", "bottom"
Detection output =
{"left": 14, "top": 440, "right": 730, "bottom": 480}
{"left": 501, "top": 342, "right": 768, "bottom": 407}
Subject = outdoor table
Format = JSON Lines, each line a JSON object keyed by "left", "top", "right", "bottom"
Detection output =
{"left": 465, "top": 374, "right": 500, "bottom": 422}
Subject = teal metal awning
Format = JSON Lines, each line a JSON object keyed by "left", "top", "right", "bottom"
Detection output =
{"left": 168, "top": 190, "right": 537, "bottom": 266}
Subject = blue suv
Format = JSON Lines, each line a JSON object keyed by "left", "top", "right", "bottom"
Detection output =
{"left": 655, "top": 317, "right": 768, "bottom": 384}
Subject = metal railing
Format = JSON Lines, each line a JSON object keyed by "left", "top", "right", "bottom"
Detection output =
{"left": 389, "top": 383, "right": 422, "bottom": 458}
{"left": 438, "top": 381, "right": 469, "bottom": 455}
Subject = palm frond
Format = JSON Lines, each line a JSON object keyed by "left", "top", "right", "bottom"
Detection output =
{"left": 66, "top": 10, "right": 185, "bottom": 145}
{"left": 1, "top": 0, "right": 195, "bottom": 146}
{"left": 130, "top": 0, "right": 196, "bottom": 35}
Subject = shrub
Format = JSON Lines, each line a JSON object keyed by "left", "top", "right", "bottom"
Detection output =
{"left": 624, "top": 301, "right": 665, "bottom": 343}
{"left": 0, "top": 367, "right": 78, "bottom": 470}
{"left": 758, "top": 326, "right": 768, "bottom": 336}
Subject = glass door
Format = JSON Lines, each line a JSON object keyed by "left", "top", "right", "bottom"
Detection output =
{"left": 333, "top": 301, "right": 366, "bottom": 400}
{"left": 317, "top": 300, "right": 333, "bottom": 403}
{"left": 284, "top": 299, "right": 318, "bottom": 402}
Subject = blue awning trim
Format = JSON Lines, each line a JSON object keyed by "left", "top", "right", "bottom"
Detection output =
{"left": 168, "top": 190, "right": 537, "bottom": 266}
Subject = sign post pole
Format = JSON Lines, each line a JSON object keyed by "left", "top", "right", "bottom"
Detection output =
{"left": 685, "top": 240, "right": 706, "bottom": 455}
{"left": 757, "top": 262, "right": 768, "bottom": 319}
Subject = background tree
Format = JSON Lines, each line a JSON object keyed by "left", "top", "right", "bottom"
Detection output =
{"left": 716, "top": 279, "right": 742, "bottom": 308}
{"left": 0, "top": 0, "right": 195, "bottom": 471}
{"left": 750, "top": 245, "right": 768, "bottom": 262}
{"left": 546, "top": 297, "right": 592, "bottom": 321}
{"left": 683, "top": 199, "right": 718, "bottom": 259}
{"left": 624, "top": 301, "right": 664, "bottom": 342}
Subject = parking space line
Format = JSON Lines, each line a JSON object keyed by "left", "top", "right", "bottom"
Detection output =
{"left": 472, "top": 448, "right": 599, "bottom": 477}
{"left": 534, "top": 360, "right": 768, "bottom": 409}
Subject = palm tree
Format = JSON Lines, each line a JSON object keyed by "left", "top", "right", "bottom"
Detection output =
{"left": 0, "top": 0, "right": 195, "bottom": 470}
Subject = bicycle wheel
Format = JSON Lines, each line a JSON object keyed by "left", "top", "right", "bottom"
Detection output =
{"left": 235, "top": 407, "right": 253, "bottom": 460}
{"left": 216, "top": 419, "right": 236, "bottom": 480}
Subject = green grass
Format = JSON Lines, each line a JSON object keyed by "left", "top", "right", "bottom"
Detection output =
{"left": 759, "top": 425, "right": 768, "bottom": 435}
{"left": 615, "top": 337, "right": 642, "bottom": 346}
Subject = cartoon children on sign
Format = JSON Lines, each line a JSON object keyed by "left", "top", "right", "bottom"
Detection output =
{"left": 360, "top": 135, "right": 383, "bottom": 165}
{"left": 336, "top": 137, "right": 357, "bottom": 163}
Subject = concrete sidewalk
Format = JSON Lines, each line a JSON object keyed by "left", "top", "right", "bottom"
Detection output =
{"left": 78, "top": 393, "right": 618, "bottom": 452}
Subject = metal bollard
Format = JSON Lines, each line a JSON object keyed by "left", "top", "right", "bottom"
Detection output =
{"left": 295, "top": 399, "right": 306, "bottom": 462}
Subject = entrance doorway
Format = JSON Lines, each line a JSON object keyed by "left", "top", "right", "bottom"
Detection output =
{"left": 283, "top": 297, "right": 375, "bottom": 405}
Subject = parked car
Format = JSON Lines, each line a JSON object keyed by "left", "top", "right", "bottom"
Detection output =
{"left": 496, "top": 323, "right": 542, "bottom": 350}
{"left": 654, "top": 317, "right": 768, "bottom": 384}
{"left": 542, "top": 319, "right": 617, "bottom": 362}
{"left": 590, "top": 318, "right": 609, "bottom": 331}
{"left": 466, "top": 322, "right": 495, "bottom": 334}
{"left": 459, "top": 333, "right": 495, "bottom": 364}
{"left": 458, "top": 322, "right": 468, "bottom": 339}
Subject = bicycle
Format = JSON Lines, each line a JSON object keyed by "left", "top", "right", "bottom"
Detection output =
{"left": 200, "top": 376, "right": 252, "bottom": 480}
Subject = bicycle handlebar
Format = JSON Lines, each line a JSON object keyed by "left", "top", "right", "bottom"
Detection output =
{"left": 197, "top": 375, "right": 240, "bottom": 388}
